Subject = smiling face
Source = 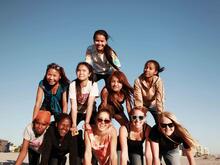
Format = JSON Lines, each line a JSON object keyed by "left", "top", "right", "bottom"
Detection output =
{"left": 159, "top": 116, "right": 175, "bottom": 137}
{"left": 46, "top": 68, "right": 61, "bottom": 86}
{"left": 130, "top": 109, "right": 146, "bottom": 129}
{"left": 110, "top": 76, "right": 123, "bottom": 92}
{"left": 76, "top": 64, "right": 91, "bottom": 82}
{"left": 96, "top": 111, "right": 111, "bottom": 132}
{"left": 144, "top": 62, "right": 158, "bottom": 78}
{"left": 57, "top": 118, "right": 71, "bottom": 137}
{"left": 94, "top": 34, "right": 107, "bottom": 52}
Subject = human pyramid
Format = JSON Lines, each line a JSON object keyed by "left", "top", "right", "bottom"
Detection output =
{"left": 15, "top": 30, "right": 197, "bottom": 165}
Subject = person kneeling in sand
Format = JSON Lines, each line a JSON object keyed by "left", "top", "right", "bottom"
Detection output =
{"left": 15, "top": 111, "right": 51, "bottom": 165}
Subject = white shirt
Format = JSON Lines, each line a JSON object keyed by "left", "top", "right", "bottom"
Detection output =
{"left": 69, "top": 80, "right": 99, "bottom": 113}
{"left": 23, "top": 123, "right": 46, "bottom": 152}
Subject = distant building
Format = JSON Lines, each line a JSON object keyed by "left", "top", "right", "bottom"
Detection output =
{"left": 0, "top": 139, "right": 10, "bottom": 152}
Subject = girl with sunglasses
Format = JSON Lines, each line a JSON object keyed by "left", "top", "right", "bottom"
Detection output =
{"left": 69, "top": 62, "right": 99, "bottom": 135}
{"left": 84, "top": 107, "right": 118, "bottom": 165}
{"left": 149, "top": 111, "right": 197, "bottom": 165}
{"left": 119, "top": 107, "right": 152, "bottom": 165}
{"left": 134, "top": 59, "right": 165, "bottom": 124}
{"left": 99, "top": 70, "right": 133, "bottom": 126}
{"left": 33, "top": 63, "right": 70, "bottom": 121}
{"left": 85, "top": 29, "right": 121, "bottom": 85}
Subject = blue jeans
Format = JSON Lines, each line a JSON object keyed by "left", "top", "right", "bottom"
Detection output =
{"left": 148, "top": 106, "right": 159, "bottom": 124}
{"left": 160, "top": 148, "right": 180, "bottom": 165}
{"left": 128, "top": 153, "right": 144, "bottom": 165}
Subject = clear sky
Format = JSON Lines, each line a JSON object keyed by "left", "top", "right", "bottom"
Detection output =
{"left": 0, "top": 0, "right": 220, "bottom": 154}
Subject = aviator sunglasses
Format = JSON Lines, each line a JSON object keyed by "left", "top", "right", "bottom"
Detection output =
{"left": 160, "top": 123, "right": 174, "bottom": 128}
{"left": 97, "top": 118, "right": 111, "bottom": 124}
{"left": 131, "top": 115, "right": 145, "bottom": 121}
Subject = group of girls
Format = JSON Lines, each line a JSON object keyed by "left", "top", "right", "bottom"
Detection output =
{"left": 15, "top": 29, "right": 197, "bottom": 165}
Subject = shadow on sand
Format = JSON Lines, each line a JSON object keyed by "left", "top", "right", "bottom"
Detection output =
{"left": 0, "top": 160, "right": 28, "bottom": 165}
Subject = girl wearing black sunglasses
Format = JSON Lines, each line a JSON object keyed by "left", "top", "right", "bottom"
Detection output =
{"left": 84, "top": 107, "right": 118, "bottom": 165}
{"left": 149, "top": 111, "right": 197, "bottom": 165}
{"left": 119, "top": 107, "right": 152, "bottom": 165}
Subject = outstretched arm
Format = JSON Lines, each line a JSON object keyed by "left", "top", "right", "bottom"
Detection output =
{"left": 134, "top": 79, "right": 144, "bottom": 107}
{"left": 62, "top": 90, "right": 68, "bottom": 114}
{"left": 85, "top": 96, "right": 96, "bottom": 124}
{"left": 84, "top": 131, "right": 92, "bottom": 165}
{"left": 185, "top": 148, "right": 196, "bottom": 165}
{"left": 15, "top": 139, "right": 29, "bottom": 165}
{"left": 119, "top": 126, "right": 129, "bottom": 165}
{"left": 33, "top": 86, "right": 43, "bottom": 120}
{"left": 151, "top": 141, "right": 160, "bottom": 165}
{"left": 99, "top": 87, "right": 108, "bottom": 109}
{"left": 145, "top": 126, "right": 153, "bottom": 165}
{"left": 109, "top": 127, "right": 118, "bottom": 165}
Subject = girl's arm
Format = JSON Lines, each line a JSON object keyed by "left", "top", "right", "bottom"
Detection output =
{"left": 145, "top": 126, "right": 153, "bottom": 165}
{"left": 134, "top": 79, "right": 144, "bottom": 107}
{"left": 85, "top": 48, "right": 92, "bottom": 65}
{"left": 151, "top": 141, "right": 161, "bottom": 165}
{"left": 69, "top": 82, "right": 78, "bottom": 130}
{"left": 185, "top": 148, "right": 196, "bottom": 165}
{"left": 70, "top": 98, "right": 78, "bottom": 130}
{"left": 62, "top": 91, "right": 68, "bottom": 114}
{"left": 99, "top": 87, "right": 108, "bottom": 109}
{"left": 84, "top": 131, "right": 92, "bottom": 165}
{"left": 155, "top": 78, "right": 164, "bottom": 113}
{"left": 119, "top": 126, "right": 129, "bottom": 165}
{"left": 125, "top": 98, "right": 132, "bottom": 115}
{"left": 85, "top": 96, "right": 96, "bottom": 124}
{"left": 33, "top": 86, "right": 43, "bottom": 120}
{"left": 109, "top": 127, "right": 118, "bottom": 165}
{"left": 15, "top": 139, "right": 29, "bottom": 165}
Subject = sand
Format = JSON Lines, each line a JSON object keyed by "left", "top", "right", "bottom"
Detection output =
{"left": 1, "top": 152, "right": 220, "bottom": 165}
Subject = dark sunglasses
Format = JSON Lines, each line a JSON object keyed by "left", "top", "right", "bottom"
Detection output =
{"left": 97, "top": 118, "right": 111, "bottom": 124}
{"left": 160, "top": 123, "right": 174, "bottom": 128}
{"left": 131, "top": 115, "right": 145, "bottom": 121}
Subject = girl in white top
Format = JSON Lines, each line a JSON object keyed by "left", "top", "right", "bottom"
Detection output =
{"left": 85, "top": 30, "right": 121, "bottom": 85}
{"left": 15, "top": 111, "right": 51, "bottom": 165}
{"left": 69, "top": 62, "right": 99, "bottom": 135}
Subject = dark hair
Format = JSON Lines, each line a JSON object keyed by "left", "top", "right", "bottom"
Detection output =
{"left": 97, "top": 106, "right": 113, "bottom": 120}
{"left": 93, "top": 30, "right": 119, "bottom": 70}
{"left": 75, "top": 62, "right": 94, "bottom": 99}
{"left": 143, "top": 60, "right": 165, "bottom": 76}
{"left": 105, "top": 71, "right": 133, "bottom": 110}
{"left": 56, "top": 113, "right": 72, "bottom": 126}
{"left": 43, "top": 63, "right": 70, "bottom": 87}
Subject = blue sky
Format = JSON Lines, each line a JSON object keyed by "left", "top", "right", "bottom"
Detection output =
{"left": 0, "top": 0, "right": 220, "bottom": 154}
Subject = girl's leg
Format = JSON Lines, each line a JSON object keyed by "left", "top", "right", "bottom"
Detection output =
{"left": 129, "top": 153, "right": 144, "bottom": 165}
{"left": 148, "top": 106, "right": 159, "bottom": 124}
{"left": 28, "top": 148, "right": 40, "bottom": 165}
{"left": 162, "top": 148, "right": 181, "bottom": 165}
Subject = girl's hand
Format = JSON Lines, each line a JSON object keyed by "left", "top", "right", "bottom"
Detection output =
{"left": 84, "top": 123, "right": 91, "bottom": 131}
{"left": 70, "top": 126, "right": 78, "bottom": 136}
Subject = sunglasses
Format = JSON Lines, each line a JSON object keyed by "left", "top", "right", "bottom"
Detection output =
{"left": 97, "top": 118, "right": 111, "bottom": 124}
{"left": 131, "top": 115, "right": 145, "bottom": 121}
{"left": 160, "top": 123, "right": 174, "bottom": 128}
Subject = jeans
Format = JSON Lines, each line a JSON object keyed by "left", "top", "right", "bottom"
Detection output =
{"left": 148, "top": 106, "right": 159, "bottom": 124}
{"left": 128, "top": 153, "right": 144, "bottom": 165}
{"left": 94, "top": 73, "right": 111, "bottom": 85}
{"left": 160, "top": 148, "right": 181, "bottom": 165}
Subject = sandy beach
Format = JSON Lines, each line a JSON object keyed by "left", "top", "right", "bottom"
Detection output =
{"left": 1, "top": 152, "right": 220, "bottom": 165}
